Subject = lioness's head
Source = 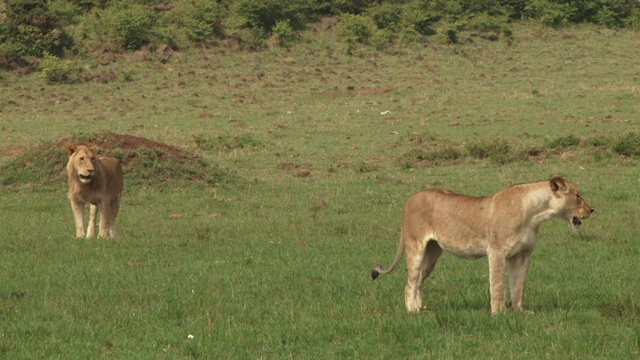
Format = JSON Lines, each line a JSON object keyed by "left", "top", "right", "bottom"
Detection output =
{"left": 67, "top": 144, "right": 98, "bottom": 184}
{"left": 550, "top": 176, "right": 594, "bottom": 229}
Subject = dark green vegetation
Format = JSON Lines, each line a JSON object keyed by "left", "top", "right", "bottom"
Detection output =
{"left": 2, "top": 0, "right": 640, "bottom": 78}
{"left": 1, "top": 12, "right": 640, "bottom": 360}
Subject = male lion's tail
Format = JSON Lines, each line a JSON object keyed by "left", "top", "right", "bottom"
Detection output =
{"left": 371, "top": 228, "right": 405, "bottom": 280}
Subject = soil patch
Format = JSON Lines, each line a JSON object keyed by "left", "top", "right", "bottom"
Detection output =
{"left": 56, "top": 132, "right": 194, "bottom": 162}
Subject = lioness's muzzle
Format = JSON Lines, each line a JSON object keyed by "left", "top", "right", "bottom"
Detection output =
{"left": 572, "top": 217, "right": 582, "bottom": 226}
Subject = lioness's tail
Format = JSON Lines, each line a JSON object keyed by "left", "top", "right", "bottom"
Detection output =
{"left": 371, "top": 229, "right": 405, "bottom": 280}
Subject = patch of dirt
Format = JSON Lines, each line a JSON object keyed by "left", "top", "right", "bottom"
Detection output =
{"left": 56, "top": 132, "right": 194, "bottom": 161}
{"left": 0, "top": 145, "right": 28, "bottom": 158}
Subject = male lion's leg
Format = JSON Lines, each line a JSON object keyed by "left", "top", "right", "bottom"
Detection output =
{"left": 97, "top": 203, "right": 111, "bottom": 238}
{"left": 487, "top": 250, "right": 508, "bottom": 314}
{"left": 404, "top": 238, "right": 427, "bottom": 313}
{"left": 70, "top": 199, "right": 86, "bottom": 238}
{"left": 507, "top": 249, "right": 533, "bottom": 311}
{"left": 87, "top": 204, "right": 97, "bottom": 238}
{"left": 109, "top": 197, "right": 121, "bottom": 237}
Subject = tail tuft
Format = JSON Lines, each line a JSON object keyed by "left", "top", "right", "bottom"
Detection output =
{"left": 371, "top": 264, "right": 383, "bottom": 280}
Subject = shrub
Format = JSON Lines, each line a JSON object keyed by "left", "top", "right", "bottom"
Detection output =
{"left": 466, "top": 138, "right": 509, "bottom": 159}
{"left": 226, "top": 0, "right": 304, "bottom": 35}
{"left": 466, "top": 12, "right": 510, "bottom": 41}
{"left": 193, "top": 134, "right": 261, "bottom": 152}
{"left": 40, "top": 52, "right": 77, "bottom": 84}
{"left": 435, "top": 21, "right": 460, "bottom": 44}
{"left": 466, "top": 137, "right": 522, "bottom": 164}
{"left": 614, "top": 132, "right": 640, "bottom": 157}
{"left": 592, "top": 0, "right": 634, "bottom": 28}
{"left": 337, "top": 13, "right": 377, "bottom": 45}
{"left": 48, "top": 0, "right": 82, "bottom": 26}
{"left": 96, "top": 1, "right": 154, "bottom": 51}
{"left": 366, "top": 2, "right": 403, "bottom": 30}
{"left": 0, "top": 41, "right": 26, "bottom": 69}
{"left": 418, "top": 145, "right": 463, "bottom": 162}
{"left": 546, "top": 134, "right": 581, "bottom": 149}
{"left": 2, "top": 0, "right": 73, "bottom": 57}
{"left": 5, "top": 0, "right": 56, "bottom": 31}
{"left": 271, "top": 19, "right": 295, "bottom": 46}
{"left": 172, "top": 0, "right": 223, "bottom": 45}
{"left": 525, "top": 0, "right": 577, "bottom": 27}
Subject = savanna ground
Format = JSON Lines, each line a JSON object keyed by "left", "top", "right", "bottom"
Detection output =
{"left": 1, "top": 22, "right": 640, "bottom": 358}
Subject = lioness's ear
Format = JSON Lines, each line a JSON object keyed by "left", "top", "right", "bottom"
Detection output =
{"left": 549, "top": 176, "right": 568, "bottom": 193}
{"left": 68, "top": 144, "right": 77, "bottom": 156}
{"left": 89, "top": 144, "right": 97, "bottom": 152}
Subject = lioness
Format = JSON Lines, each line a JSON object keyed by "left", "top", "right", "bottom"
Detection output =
{"left": 372, "top": 176, "right": 594, "bottom": 314}
{"left": 67, "top": 144, "right": 123, "bottom": 238}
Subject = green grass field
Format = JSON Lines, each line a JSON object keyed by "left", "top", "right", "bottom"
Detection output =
{"left": 1, "top": 23, "right": 640, "bottom": 359}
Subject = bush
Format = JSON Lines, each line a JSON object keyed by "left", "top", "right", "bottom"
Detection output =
{"left": 226, "top": 0, "right": 304, "bottom": 35}
{"left": 466, "top": 137, "right": 522, "bottom": 164}
{"left": 40, "top": 52, "right": 77, "bottom": 83}
{"left": 546, "top": 134, "right": 581, "bottom": 149}
{"left": 5, "top": 0, "right": 55, "bottom": 31}
{"left": 525, "top": 0, "right": 577, "bottom": 27}
{"left": 592, "top": 0, "right": 635, "bottom": 28}
{"left": 48, "top": 0, "right": 82, "bottom": 26}
{"left": 614, "top": 132, "right": 640, "bottom": 157}
{"left": 172, "top": 0, "right": 223, "bottom": 45}
{"left": 466, "top": 138, "right": 510, "bottom": 159}
{"left": 418, "top": 145, "right": 463, "bottom": 162}
{"left": 271, "top": 19, "right": 295, "bottom": 46}
{"left": 0, "top": 41, "right": 24, "bottom": 69}
{"left": 96, "top": 1, "right": 154, "bottom": 51}
{"left": 2, "top": 0, "right": 73, "bottom": 57}
{"left": 337, "top": 13, "right": 377, "bottom": 44}
{"left": 366, "top": 2, "right": 403, "bottom": 30}
{"left": 435, "top": 21, "right": 460, "bottom": 44}
{"left": 466, "top": 12, "right": 510, "bottom": 41}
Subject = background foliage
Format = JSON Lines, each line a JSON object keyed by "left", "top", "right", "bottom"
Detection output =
{"left": 1, "top": 0, "right": 639, "bottom": 70}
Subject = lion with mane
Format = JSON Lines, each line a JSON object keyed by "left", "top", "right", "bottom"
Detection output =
{"left": 66, "top": 143, "right": 123, "bottom": 238}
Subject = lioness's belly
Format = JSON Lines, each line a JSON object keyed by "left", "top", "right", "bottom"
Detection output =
{"left": 431, "top": 237, "right": 488, "bottom": 260}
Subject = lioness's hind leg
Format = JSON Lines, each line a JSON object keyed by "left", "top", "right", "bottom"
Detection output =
{"left": 108, "top": 197, "right": 121, "bottom": 237}
{"left": 420, "top": 241, "right": 443, "bottom": 286}
{"left": 97, "top": 203, "right": 111, "bottom": 238}
{"left": 404, "top": 238, "right": 429, "bottom": 313}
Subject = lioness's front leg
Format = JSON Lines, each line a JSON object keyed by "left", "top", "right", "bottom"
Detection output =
{"left": 70, "top": 199, "right": 86, "bottom": 238}
{"left": 507, "top": 249, "right": 533, "bottom": 311}
{"left": 487, "top": 250, "right": 508, "bottom": 314}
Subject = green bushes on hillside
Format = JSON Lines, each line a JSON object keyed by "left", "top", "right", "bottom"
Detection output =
{"left": 0, "top": 0, "right": 639, "bottom": 72}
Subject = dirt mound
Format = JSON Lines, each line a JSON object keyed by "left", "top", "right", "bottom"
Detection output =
{"left": 56, "top": 132, "right": 193, "bottom": 161}
{"left": 1, "top": 133, "right": 236, "bottom": 187}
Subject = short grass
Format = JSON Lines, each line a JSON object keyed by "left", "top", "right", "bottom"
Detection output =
{"left": 1, "top": 23, "right": 640, "bottom": 359}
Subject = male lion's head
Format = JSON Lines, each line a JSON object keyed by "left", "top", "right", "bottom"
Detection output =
{"left": 67, "top": 144, "right": 98, "bottom": 184}
{"left": 549, "top": 176, "right": 595, "bottom": 229}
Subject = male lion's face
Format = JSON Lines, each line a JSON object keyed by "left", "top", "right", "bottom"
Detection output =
{"left": 551, "top": 177, "right": 595, "bottom": 229}
{"left": 68, "top": 144, "right": 98, "bottom": 184}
